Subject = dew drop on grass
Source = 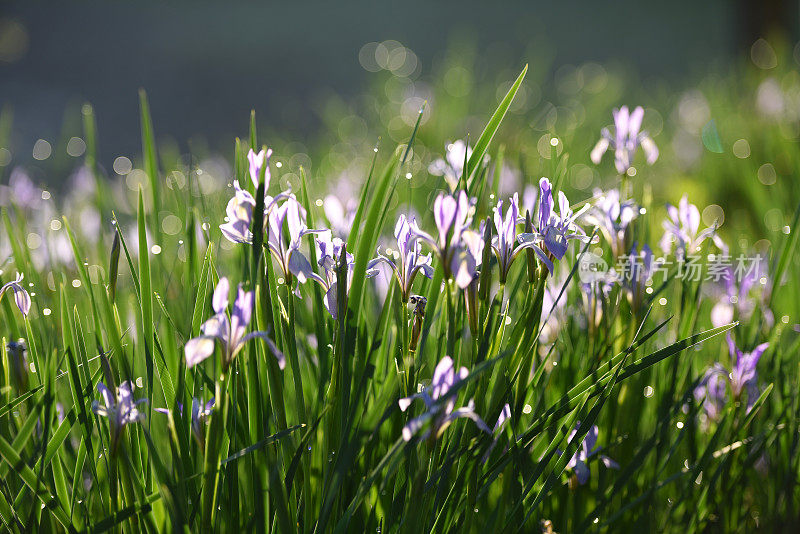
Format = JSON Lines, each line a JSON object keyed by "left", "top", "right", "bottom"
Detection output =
{"left": 136, "top": 377, "right": 144, "bottom": 388}
{"left": 643, "top": 386, "right": 654, "bottom": 398}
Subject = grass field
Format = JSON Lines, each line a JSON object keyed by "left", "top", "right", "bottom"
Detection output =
{"left": 0, "top": 39, "right": 799, "bottom": 532}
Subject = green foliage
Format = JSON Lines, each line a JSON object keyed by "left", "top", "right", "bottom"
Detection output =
{"left": 0, "top": 51, "right": 797, "bottom": 534}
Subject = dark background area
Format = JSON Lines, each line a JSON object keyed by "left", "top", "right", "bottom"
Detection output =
{"left": 0, "top": 0, "right": 797, "bottom": 168}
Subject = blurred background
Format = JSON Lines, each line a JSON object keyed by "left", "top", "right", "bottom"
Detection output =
{"left": 1, "top": 0, "right": 797, "bottom": 169}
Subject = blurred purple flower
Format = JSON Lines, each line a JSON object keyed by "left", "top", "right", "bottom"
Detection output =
{"left": 660, "top": 195, "right": 725, "bottom": 257}
{"left": 428, "top": 140, "right": 474, "bottom": 192}
{"left": 694, "top": 334, "right": 769, "bottom": 419}
{"left": 518, "top": 178, "right": 591, "bottom": 273}
{"left": 398, "top": 356, "right": 490, "bottom": 441}
{"left": 185, "top": 277, "right": 285, "bottom": 370}
{"left": 583, "top": 188, "right": 638, "bottom": 257}
{"left": 709, "top": 260, "right": 769, "bottom": 328}
{"left": 0, "top": 273, "right": 31, "bottom": 317}
{"left": 368, "top": 214, "right": 433, "bottom": 303}
{"left": 563, "top": 422, "right": 619, "bottom": 485}
{"left": 323, "top": 194, "right": 357, "bottom": 239}
{"left": 92, "top": 381, "right": 146, "bottom": 448}
{"left": 591, "top": 106, "right": 658, "bottom": 174}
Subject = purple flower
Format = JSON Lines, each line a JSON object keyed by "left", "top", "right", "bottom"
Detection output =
{"left": 247, "top": 148, "right": 272, "bottom": 189}
{"left": 491, "top": 193, "right": 550, "bottom": 283}
{"left": 266, "top": 195, "right": 322, "bottom": 290}
{"left": 322, "top": 194, "right": 356, "bottom": 239}
{"left": 564, "top": 423, "right": 619, "bottom": 485}
{"left": 591, "top": 106, "right": 658, "bottom": 174}
{"left": 412, "top": 191, "right": 474, "bottom": 282}
{"left": 219, "top": 180, "right": 256, "bottom": 244}
{"left": 0, "top": 273, "right": 31, "bottom": 317}
{"left": 694, "top": 335, "right": 769, "bottom": 419}
{"left": 727, "top": 335, "right": 769, "bottom": 402}
{"left": 583, "top": 188, "right": 638, "bottom": 257}
{"left": 397, "top": 356, "right": 490, "bottom": 442}
{"left": 709, "top": 259, "right": 769, "bottom": 328}
{"left": 428, "top": 140, "right": 474, "bottom": 192}
{"left": 660, "top": 195, "right": 726, "bottom": 257}
{"left": 92, "top": 381, "right": 146, "bottom": 448}
{"left": 304, "top": 230, "right": 355, "bottom": 318}
{"left": 694, "top": 364, "right": 729, "bottom": 421}
{"left": 368, "top": 214, "right": 433, "bottom": 303}
{"left": 184, "top": 277, "right": 285, "bottom": 370}
{"left": 451, "top": 227, "right": 484, "bottom": 290}
{"left": 518, "top": 178, "right": 591, "bottom": 273}
{"left": 219, "top": 177, "right": 293, "bottom": 245}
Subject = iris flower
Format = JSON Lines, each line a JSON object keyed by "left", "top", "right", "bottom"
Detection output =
{"left": 219, "top": 180, "right": 257, "bottom": 244}
{"left": 184, "top": 277, "right": 285, "bottom": 371}
{"left": 491, "top": 193, "right": 550, "bottom": 283}
{"left": 92, "top": 381, "right": 146, "bottom": 450}
{"left": 267, "top": 195, "right": 322, "bottom": 292}
{"left": 368, "top": 214, "right": 433, "bottom": 303}
{"left": 694, "top": 335, "right": 769, "bottom": 418}
{"left": 398, "top": 356, "right": 490, "bottom": 441}
{"left": 583, "top": 188, "right": 638, "bottom": 258}
{"left": 428, "top": 140, "right": 472, "bottom": 192}
{"left": 564, "top": 422, "right": 619, "bottom": 485}
{"left": 0, "top": 273, "right": 31, "bottom": 317}
{"left": 518, "top": 178, "right": 591, "bottom": 273}
{"left": 412, "top": 191, "right": 474, "bottom": 286}
{"left": 660, "top": 195, "right": 725, "bottom": 257}
{"left": 219, "top": 147, "right": 290, "bottom": 245}
{"left": 247, "top": 148, "right": 272, "bottom": 189}
{"left": 590, "top": 106, "right": 659, "bottom": 174}
{"left": 304, "top": 230, "right": 354, "bottom": 318}
{"left": 710, "top": 261, "right": 769, "bottom": 328}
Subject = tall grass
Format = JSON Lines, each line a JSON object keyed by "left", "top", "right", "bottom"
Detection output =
{"left": 0, "top": 50, "right": 798, "bottom": 533}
